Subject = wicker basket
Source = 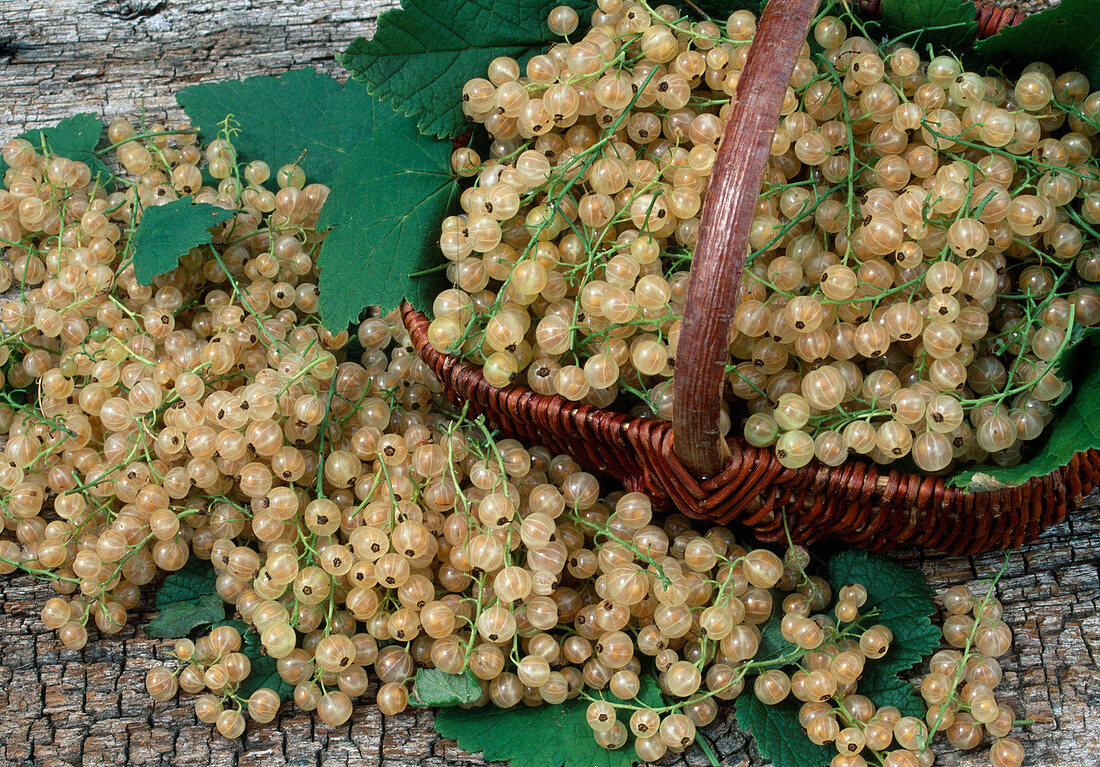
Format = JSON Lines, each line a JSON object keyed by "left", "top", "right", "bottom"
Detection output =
{"left": 402, "top": 0, "right": 1100, "bottom": 555}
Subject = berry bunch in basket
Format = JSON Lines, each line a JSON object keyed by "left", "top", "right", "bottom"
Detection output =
{"left": 428, "top": 0, "right": 1100, "bottom": 474}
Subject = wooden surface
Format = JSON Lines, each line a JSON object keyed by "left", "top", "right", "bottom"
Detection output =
{"left": 2, "top": 1, "right": 1098, "bottom": 766}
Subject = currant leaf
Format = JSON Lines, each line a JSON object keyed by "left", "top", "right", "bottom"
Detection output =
{"left": 976, "top": 0, "right": 1100, "bottom": 87}
{"left": 177, "top": 68, "right": 457, "bottom": 329}
{"left": 740, "top": 552, "right": 934, "bottom": 760}
{"left": 339, "top": 0, "right": 595, "bottom": 139}
{"left": 238, "top": 623, "right": 295, "bottom": 701}
{"left": 410, "top": 669, "right": 483, "bottom": 707}
{"left": 175, "top": 69, "right": 382, "bottom": 187}
{"left": 826, "top": 550, "right": 939, "bottom": 678}
{"left": 0, "top": 113, "right": 114, "bottom": 191}
{"left": 145, "top": 558, "right": 227, "bottom": 638}
{"left": 857, "top": 666, "right": 925, "bottom": 719}
{"left": 204, "top": 619, "right": 295, "bottom": 702}
{"left": 823, "top": 552, "right": 937, "bottom": 724}
{"left": 878, "top": 0, "right": 977, "bottom": 52}
{"left": 734, "top": 694, "right": 832, "bottom": 767}
{"left": 754, "top": 609, "right": 797, "bottom": 665}
{"left": 432, "top": 676, "right": 662, "bottom": 767}
{"left": 131, "top": 196, "right": 236, "bottom": 286}
{"left": 314, "top": 96, "right": 458, "bottom": 331}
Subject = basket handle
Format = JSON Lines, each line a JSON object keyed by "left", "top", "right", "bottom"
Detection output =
{"left": 672, "top": 0, "right": 820, "bottom": 477}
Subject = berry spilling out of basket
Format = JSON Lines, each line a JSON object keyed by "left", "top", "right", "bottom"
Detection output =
{"left": 428, "top": 3, "right": 1100, "bottom": 474}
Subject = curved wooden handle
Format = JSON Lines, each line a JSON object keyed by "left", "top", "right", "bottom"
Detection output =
{"left": 672, "top": 0, "right": 820, "bottom": 477}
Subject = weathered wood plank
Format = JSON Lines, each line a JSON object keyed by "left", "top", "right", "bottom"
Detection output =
{"left": 1, "top": 1, "right": 1095, "bottom": 765}
{"left": 0, "top": 0, "right": 397, "bottom": 131}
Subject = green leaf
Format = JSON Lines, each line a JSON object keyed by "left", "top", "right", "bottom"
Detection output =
{"left": 411, "top": 669, "right": 484, "bottom": 707}
{"left": 209, "top": 619, "right": 294, "bottom": 701}
{"left": 145, "top": 593, "right": 225, "bottom": 639}
{"left": 131, "top": 196, "right": 236, "bottom": 285}
{"left": 145, "top": 558, "right": 227, "bottom": 638}
{"left": 826, "top": 550, "right": 939, "bottom": 678}
{"left": 740, "top": 552, "right": 933, "bottom": 759}
{"left": 878, "top": 0, "right": 977, "bottom": 52}
{"left": 824, "top": 551, "right": 935, "bottom": 721}
{"left": 175, "top": 69, "right": 384, "bottom": 187}
{"left": 0, "top": 113, "right": 114, "bottom": 190}
{"left": 177, "top": 68, "right": 458, "bottom": 329}
{"left": 339, "top": 0, "right": 595, "bottom": 139}
{"left": 734, "top": 694, "right": 831, "bottom": 767}
{"left": 239, "top": 626, "right": 294, "bottom": 701}
{"left": 756, "top": 551, "right": 938, "bottom": 672}
{"left": 432, "top": 676, "right": 662, "bottom": 767}
{"left": 314, "top": 97, "right": 459, "bottom": 330}
{"left": 856, "top": 667, "right": 925, "bottom": 718}
{"left": 948, "top": 329, "right": 1100, "bottom": 490}
{"left": 237, "top": 650, "right": 292, "bottom": 701}
{"left": 754, "top": 608, "right": 797, "bottom": 666}
{"left": 975, "top": 0, "right": 1100, "bottom": 88}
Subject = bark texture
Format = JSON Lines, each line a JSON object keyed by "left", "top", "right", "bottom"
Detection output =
{"left": 1, "top": 0, "right": 1095, "bottom": 765}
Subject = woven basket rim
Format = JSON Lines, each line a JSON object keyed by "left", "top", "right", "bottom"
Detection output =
{"left": 402, "top": 302, "right": 1081, "bottom": 499}
{"left": 404, "top": 302, "right": 1097, "bottom": 554}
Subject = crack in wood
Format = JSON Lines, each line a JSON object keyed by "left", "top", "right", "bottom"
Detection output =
{"left": 0, "top": 36, "right": 17, "bottom": 64}
{"left": 92, "top": 0, "right": 168, "bottom": 21}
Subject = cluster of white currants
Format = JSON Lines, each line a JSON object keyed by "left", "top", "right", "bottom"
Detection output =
{"left": 428, "top": 0, "right": 1100, "bottom": 474}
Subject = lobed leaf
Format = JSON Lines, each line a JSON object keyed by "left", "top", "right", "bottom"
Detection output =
{"left": 339, "top": 0, "right": 595, "bottom": 139}
{"left": 132, "top": 196, "right": 236, "bottom": 285}
{"left": 207, "top": 619, "right": 294, "bottom": 702}
{"left": 237, "top": 623, "right": 295, "bottom": 701}
{"left": 176, "top": 69, "right": 383, "bottom": 187}
{"left": 754, "top": 609, "right": 797, "bottom": 666}
{"left": 822, "top": 551, "right": 937, "bottom": 723}
{"left": 314, "top": 94, "right": 458, "bottom": 331}
{"left": 826, "top": 550, "right": 940, "bottom": 677}
{"left": 145, "top": 558, "right": 227, "bottom": 638}
{"left": 738, "top": 551, "right": 935, "bottom": 764}
{"left": 856, "top": 666, "right": 925, "bottom": 719}
{"left": 976, "top": 0, "right": 1100, "bottom": 88}
{"left": 878, "top": 0, "right": 977, "bottom": 52}
{"left": 410, "top": 669, "right": 483, "bottom": 707}
{"left": 176, "top": 68, "right": 459, "bottom": 330}
{"left": 432, "top": 676, "right": 662, "bottom": 767}
{"left": 734, "top": 694, "right": 831, "bottom": 767}
{"left": 0, "top": 113, "right": 114, "bottom": 190}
